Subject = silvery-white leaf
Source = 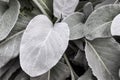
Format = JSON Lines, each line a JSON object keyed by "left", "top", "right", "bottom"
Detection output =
{"left": 53, "top": 0, "right": 79, "bottom": 18}
{"left": 0, "top": 0, "right": 20, "bottom": 41}
{"left": 30, "top": 62, "right": 70, "bottom": 80}
{"left": 86, "top": 22, "right": 112, "bottom": 40}
{"left": 95, "top": 0, "right": 116, "bottom": 9}
{"left": 85, "top": 4, "right": 120, "bottom": 40}
{"left": 83, "top": 2, "right": 93, "bottom": 18}
{"left": 0, "top": 31, "right": 23, "bottom": 68}
{"left": 85, "top": 38, "right": 120, "bottom": 80}
{"left": 78, "top": 69, "right": 93, "bottom": 80}
{"left": 63, "top": 12, "right": 85, "bottom": 40}
{"left": 20, "top": 15, "right": 69, "bottom": 77}
{"left": 111, "top": 14, "right": 120, "bottom": 36}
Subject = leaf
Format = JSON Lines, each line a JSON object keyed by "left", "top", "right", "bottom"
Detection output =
{"left": 86, "top": 21, "right": 112, "bottom": 40}
{"left": 0, "top": 0, "right": 20, "bottom": 41}
{"left": 30, "top": 62, "right": 70, "bottom": 80}
{"left": 50, "top": 62, "right": 70, "bottom": 80}
{"left": 0, "top": 58, "right": 17, "bottom": 77}
{"left": 111, "top": 14, "right": 120, "bottom": 36}
{"left": 85, "top": 38, "right": 120, "bottom": 80}
{"left": 63, "top": 12, "right": 85, "bottom": 40}
{"left": 85, "top": 4, "right": 120, "bottom": 40}
{"left": 0, "top": 31, "right": 23, "bottom": 68}
{"left": 1, "top": 59, "right": 20, "bottom": 80}
{"left": 20, "top": 15, "right": 69, "bottom": 77}
{"left": 83, "top": 2, "right": 93, "bottom": 18}
{"left": 78, "top": 69, "right": 93, "bottom": 80}
{"left": 53, "top": 0, "right": 79, "bottom": 18}
{"left": 95, "top": 0, "right": 117, "bottom": 9}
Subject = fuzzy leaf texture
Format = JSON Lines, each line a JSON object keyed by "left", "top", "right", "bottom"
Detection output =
{"left": 53, "top": 0, "right": 79, "bottom": 18}
{"left": 0, "top": 0, "right": 20, "bottom": 41}
{"left": 85, "top": 38, "right": 120, "bottom": 80}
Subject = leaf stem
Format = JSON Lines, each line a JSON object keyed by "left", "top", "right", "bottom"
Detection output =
{"left": 32, "top": 0, "right": 50, "bottom": 19}
{"left": 63, "top": 54, "right": 75, "bottom": 80}
{"left": 48, "top": 70, "right": 50, "bottom": 80}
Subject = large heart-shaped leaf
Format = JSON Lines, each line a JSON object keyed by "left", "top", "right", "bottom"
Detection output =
{"left": 85, "top": 38, "right": 120, "bottom": 80}
{"left": 85, "top": 4, "right": 120, "bottom": 40}
{"left": 63, "top": 12, "right": 85, "bottom": 40}
{"left": 0, "top": 0, "right": 20, "bottom": 41}
{"left": 111, "top": 14, "right": 120, "bottom": 36}
{"left": 30, "top": 62, "right": 70, "bottom": 80}
{"left": 20, "top": 15, "right": 69, "bottom": 77}
{"left": 53, "top": 0, "right": 79, "bottom": 18}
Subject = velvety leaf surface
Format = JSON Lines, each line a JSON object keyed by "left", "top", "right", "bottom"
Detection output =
{"left": 85, "top": 38, "right": 120, "bottom": 80}
{"left": 85, "top": 4, "right": 120, "bottom": 40}
{"left": 63, "top": 12, "right": 85, "bottom": 40}
{"left": 0, "top": 31, "right": 23, "bottom": 68}
{"left": 53, "top": 0, "right": 79, "bottom": 18}
{"left": 20, "top": 15, "right": 69, "bottom": 77}
{"left": 0, "top": 0, "right": 20, "bottom": 41}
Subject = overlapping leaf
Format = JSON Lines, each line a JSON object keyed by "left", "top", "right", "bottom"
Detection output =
{"left": 111, "top": 14, "right": 120, "bottom": 36}
{"left": 85, "top": 38, "right": 120, "bottom": 80}
{"left": 85, "top": 4, "right": 120, "bottom": 40}
{"left": 20, "top": 15, "right": 69, "bottom": 77}
{"left": 53, "top": 0, "right": 79, "bottom": 18}
{"left": 0, "top": 0, "right": 20, "bottom": 41}
{"left": 63, "top": 12, "right": 85, "bottom": 40}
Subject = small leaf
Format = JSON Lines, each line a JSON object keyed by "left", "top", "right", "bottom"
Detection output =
{"left": 83, "top": 2, "right": 93, "bottom": 18}
{"left": 63, "top": 12, "right": 85, "bottom": 40}
{"left": 0, "top": 0, "right": 20, "bottom": 41}
{"left": 111, "top": 14, "right": 120, "bottom": 36}
{"left": 85, "top": 4, "right": 120, "bottom": 40}
{"left": 85, "top": 38, "right": 120, "bottom": 80}
{"left": 20, "top": 15, "right": 69, "bottom": 77}
{"left": 53, "top": 0, "right": 79, "bottom": 18}
{"left": 78, "top": 69, "right": 93, "bottom": 80}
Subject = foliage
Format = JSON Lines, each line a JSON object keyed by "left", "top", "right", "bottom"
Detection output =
{"left": 0, "top": 0, "right": 120, "bottom": 80}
